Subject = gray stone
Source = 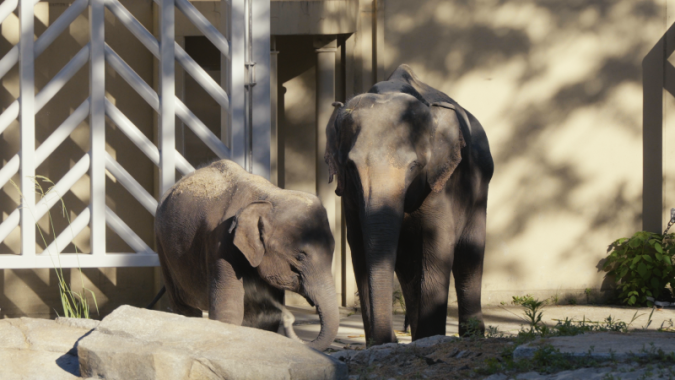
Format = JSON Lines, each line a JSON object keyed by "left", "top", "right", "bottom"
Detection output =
{"left": 56, "top": 317, "right": 100, "bottom": 331}
{"left": 454, "top": 350, "right": 470, "bottom": 359}
{"left": 78, "top": 305, "right": 347, "bottom": 380}
{"left": 513, "top": 331, "right": 675, "bottom": 361}
{"left": 515, "top": 371, "right": 542, "bottom": 379}
{"left": 0, "top": 348, "right": 80, "bottom": 380}
{"left": 0, "top": 317, "right": 93, "bottom": 379}
{"left": 408, "top": 335, "right": 458, "bottom": 348}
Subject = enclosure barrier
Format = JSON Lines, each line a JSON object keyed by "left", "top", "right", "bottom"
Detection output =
{"left": 0, "top": 0, "right": 233, "bottom": 268}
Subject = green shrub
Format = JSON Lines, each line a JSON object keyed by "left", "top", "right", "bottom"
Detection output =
{"left": 603, "top": 231, "right": 675, "bottom": 306}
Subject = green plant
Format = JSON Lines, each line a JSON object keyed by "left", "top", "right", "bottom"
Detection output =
{"left": 460, "top": 316, "right": 484, "bottom": 338}
{"left": 603, "top": 231, "right": 675, "bottom": 306}
{"left": 11, "top": 177, "right": 98, "bottom": 318}
{"left": 521, "top": 298, "right": 545, "bottom": 333}
{"left": 511, "top": 294, "right": 536, "bottom": 306}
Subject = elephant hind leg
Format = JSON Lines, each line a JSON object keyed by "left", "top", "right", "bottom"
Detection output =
{"left": 157, "top": 243, "right": 202, "bottom": 317}
{"left": 453, "top": 210, "right": 487, "bottom": 336}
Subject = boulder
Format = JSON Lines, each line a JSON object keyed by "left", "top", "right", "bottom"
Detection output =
{"left": 78, "top": 305, "right": 347, "bottom": 380}
{"left": 0, "top": 317, "right": 93, "bottom": 379}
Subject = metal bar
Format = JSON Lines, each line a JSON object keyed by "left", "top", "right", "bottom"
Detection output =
{"left": 33, "top": 154, "right": 90, "bottom": 222}
{"left": 175, "top": 0, "right": 229, "bottom": 59}
{"left": 35, "top": 99, "right": 90, "bottom": 166}
{"left": 230, "top": 0, "right": 246, "bottom": 168}
{"left": 20, "top": 0, "right": 36, "bottom": 257}
{"left": 34, "top": 0, "right": 88, "bottom": 58}
{"left": 0, "top": 253, "right": 159, "bottom": 269}
{"left": 160, "top": 0, "right": 176, "bottom": 195}
{"left": 105, "top": 206, "right": 154, "bottom": 254}
{"left": 0, "top": 0, "right": 18, "bottom": 25}
{"left": 104, "top": 0, "right": 159, "bottom": 58}
{"left": 105, "top": 99, "right": 159, "bottom": 164}
{"left": 250, "top": 0, "right": 271, "bottom": 178}
{"left": 35, "top": 44, "right": 89, "bottom": 112}
{"left": 104, "top": 152, "right": 158, "bottom": 216}
{"left": 0, "top": 46, "right": 19, "bottom": 81}
{"left": 175, "top": 98, "right": 230, "bottom": 159}
{"left": 0, "top": 154, "right": 19, "bottom": 189}
{"left": 175, "top": 42, "right": 229, "bottom": 111}
{"left": 90, "top": 0, "right": 106, "bottom": 256}
{"left": 42, "top": 207, "right": 90, "bottom": 256}
{"left": 0, "top": 100, "right": 19, "bottom": 136}
{"left": 104, "top": 44, "right": 159, "bottom": 111}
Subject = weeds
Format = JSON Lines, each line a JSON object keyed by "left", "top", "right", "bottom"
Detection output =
{"left": 10, "top": 177, "right": 98, "bottom": 319}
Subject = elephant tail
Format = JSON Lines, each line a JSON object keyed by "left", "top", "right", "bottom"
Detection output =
{"left": 146, "top": 286, "right": 166, "bottom": 309}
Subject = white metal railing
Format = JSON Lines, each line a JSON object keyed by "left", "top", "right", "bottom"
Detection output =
{"left": 0, "top": 0, "right": 240, "bottom": 268}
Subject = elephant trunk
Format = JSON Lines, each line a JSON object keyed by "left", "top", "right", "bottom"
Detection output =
{"left": 305, "top": 275, "right": 340, "bottom": 351}
{"left": 361, "top": 194, "right": 405, "bottom": 345}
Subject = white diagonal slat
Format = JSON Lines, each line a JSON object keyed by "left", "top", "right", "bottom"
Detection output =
{"left": 35, "top": 44, "right": 90, "bottom": 113}
{"left": 175, "top": 42, "right": 229, "bottom": 111}
{"left": 104, "top": 152, "right": 157, "bottom": 216}
{"left": 104, "top": 0, "right": 159, "bottom": 58}
{"left": 175, "top": 97, "right": 230, "bottom": 159}
{"left": 174, "top": 0, "right": 229, "bottom": 59}
{"left": 105, "top": 206, "right": 154, "bottom": 254}
{"left": 0, "top": 100, "right": 19, "bottom": 136}
{"left": 0, "top": 0, "right": 18, "bottom": 25}
{"left": 35, "top": 98, "right": 90, "bottom": 166}
{"left": 1, "top": 98, "right": 89, "bottom": 190}
{"left": 33, "top": 154, "right": 90, "bottom": 223}
{"left": 175, "top": 151, "right": 194, "bottom": 175}
{"left": 104, "top": 44, "right": 159, "bottom": 111}
{"left": 34, "top": 0, "right": 88, "bottom": 58}
{"left": 42, "top": 207, "right": 90, "bottom": 256}
{"left": 0, "top": 154, "right": 89, "bottom": 246}
{"left": 0, "top": 45, "right": 18, "bottom": 81}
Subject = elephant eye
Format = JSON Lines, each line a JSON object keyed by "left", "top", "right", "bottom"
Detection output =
{"left": 295, "top": 252, "right": 306, "bottom": 261}
{"left": 410, "top": 161, "right": 420, "bottom": 171}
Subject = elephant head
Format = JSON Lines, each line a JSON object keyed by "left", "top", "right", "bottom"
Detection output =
{"left": 229, "top": 195, "right": 339, "bottom": 351}
{"left": 324, "top": 89, "right": 469, "bottom": 344}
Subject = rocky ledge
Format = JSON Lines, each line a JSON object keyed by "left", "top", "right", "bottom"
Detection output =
{"left": 0, "top": 305, "right": 346, "bottom": 380}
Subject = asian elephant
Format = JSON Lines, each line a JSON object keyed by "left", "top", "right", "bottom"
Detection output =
{"left": 154, "top": 159, "right": 339, "bottom": 351}
{"left": 325, "top": 64, "right": 494, "bottom": 345}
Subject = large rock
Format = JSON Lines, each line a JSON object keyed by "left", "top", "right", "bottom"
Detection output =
{"left": 0, "top": 317, "right": 97, "bottom": 380}
{"left": 78, "top": 305, "right": 347, "bottom": 380}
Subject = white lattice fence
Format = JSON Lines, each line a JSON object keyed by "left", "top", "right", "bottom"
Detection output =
{"left": 0, "top": 0, "right": 234, "bottom": 268}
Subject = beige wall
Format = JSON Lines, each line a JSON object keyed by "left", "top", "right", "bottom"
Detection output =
{"left": 0, "top": 1, "right": 157, "bottom": 318}
{"left": 383, "top": 0, "right": 667, "bottom": 304}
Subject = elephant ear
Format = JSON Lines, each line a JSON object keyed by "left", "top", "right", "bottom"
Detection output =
{"left": 230, "top": 201, "right": 273, "bottom": 267}
{"left": 427, "top": 102, "right": 467, "bottom": 193}
{"left": 324, "top": 102, "right": 345, "bottom": 196}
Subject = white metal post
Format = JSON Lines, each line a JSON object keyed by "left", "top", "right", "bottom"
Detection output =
{"left": 160, "top": 0, "right": 175, "bottom": 195}
{"left": 230, "top": 0, "right": 246, "bottom": 169}
{"left": 251, "top": 0, "right": 270, "bottom": 179}
{"left": 90, "top": 0, "right": 106, "bottom": 256}
{"left": 19, "top": 0, "right": 36, "bottom": 257}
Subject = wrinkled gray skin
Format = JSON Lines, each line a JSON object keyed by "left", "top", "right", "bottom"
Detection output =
{"left": 325, "top": 65, "right": 494, "bottom": 345}
{"left": 155, "top": 159, "right": 339, "bottom": 351}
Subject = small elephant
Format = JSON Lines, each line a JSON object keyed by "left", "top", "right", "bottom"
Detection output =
{"left": 154, "top": 159, "right": 339, "bottom": 350}
{"left": 325, "top": 64, "right": 494, "bottom": 345}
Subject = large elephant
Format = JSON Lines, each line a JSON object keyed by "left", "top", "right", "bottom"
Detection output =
{"left": 155, "top": 159, "right": 339, "bottom": 351}
{"left": 325, "top": 65, "right": 494, "bottom": 345}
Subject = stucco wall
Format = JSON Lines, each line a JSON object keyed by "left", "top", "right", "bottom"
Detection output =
{"left": 383, "top": 0, "right": 670, "bottom": 305}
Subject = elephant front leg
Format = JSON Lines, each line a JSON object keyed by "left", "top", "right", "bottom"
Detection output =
{"left": 208, "top": 258, "right": 245, "bottom": 325}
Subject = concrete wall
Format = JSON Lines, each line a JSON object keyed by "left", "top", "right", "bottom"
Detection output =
{"left": 382, "top": 0, "right": 670, "bottom": 305}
